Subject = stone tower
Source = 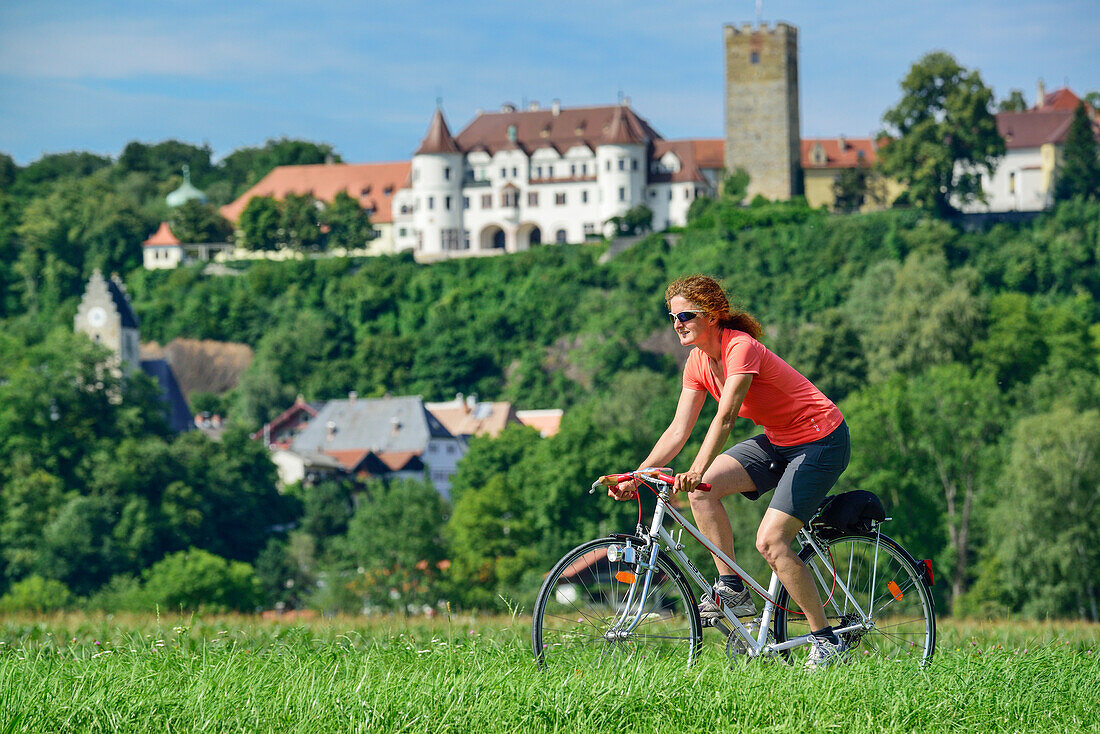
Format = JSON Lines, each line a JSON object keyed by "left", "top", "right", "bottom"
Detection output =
{"left": 724, "top": 22, "right": 801, "bottom": 201}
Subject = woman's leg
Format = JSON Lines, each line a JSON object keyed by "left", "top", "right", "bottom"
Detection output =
{"left": 756, "top": 508, "right": 828, "bottom": 631}
{"left": 691, "top": 453, "right": 759, "bottom": 576}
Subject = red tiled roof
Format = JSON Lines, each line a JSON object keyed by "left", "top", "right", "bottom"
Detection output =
{"left": 251, "top": 396, "right": 321, "bottom": 444}
{"left": 603, "top": 104, "right": 648, "bottom": 145}
{"left": 220, "top": 161, "right": 411, "bottom": 224}
{"left": 454, "top": 104, "right": 662, "bottom": 156}
{"left": 996, "top": 110, "right": 1076, "bottom": 149}
{"left": 374, "top": 450, "right": 422, "bottom": 471}
{"left": 324, "top": 449, "right": 372, "bottom": 471}
{"left": 415, "top": 108, "right": 460, "bottom": 155}
{"left": 652, "top": 139, "right": 724, "bottom": 184}
{"left": 425, "top": 399, "right": 520, "bottom": 438}
{"left": 143, "top": 221, "right": 181, "bottom": 246}
{"left": 800, "top": 138, "right": 882, "bottom": 169}
{"left": 1038, "top": 88, "right": 1083, "bottom": 112}
{"left": 516, "top": 409, "right": 563, "bottom": 438}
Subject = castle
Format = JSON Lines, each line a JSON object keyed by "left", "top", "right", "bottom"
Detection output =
{"left": 390, "top": 103, "right": 723, "bottom": 256}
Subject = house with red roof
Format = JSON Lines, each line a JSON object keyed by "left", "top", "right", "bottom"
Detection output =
{"left": 800, "top": 137, "right": 904, "bottom": 212}
{"left": 142, "top": 221, "right": 235, "bottom": 270}
{"left": 219, "top": 161, "right": 411, "bottom": 254}
{"left": 960, "top": 84, "right": 1099, "bottom": 213}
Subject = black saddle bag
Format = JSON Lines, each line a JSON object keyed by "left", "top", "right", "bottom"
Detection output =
{"left": 811, "top": 490, "right": 886, "bottom": 536}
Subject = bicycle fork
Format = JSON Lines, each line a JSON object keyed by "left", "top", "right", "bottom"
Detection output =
{"left": 602, "top": 540, "right": 662, "bottom": 639}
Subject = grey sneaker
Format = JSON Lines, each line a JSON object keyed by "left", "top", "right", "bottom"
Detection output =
{"left": 805, "top": 634, "right": 849, "bottom": 670}
{"left": 698, "top": 582, "right": 757, "bottom": 624}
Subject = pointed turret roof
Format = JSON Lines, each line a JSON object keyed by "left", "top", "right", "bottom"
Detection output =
{"left": 143, "top": 221, "right": 182, "bottom": 246}
{"left": 415, "top": 108, "right": 460, "bottom": 155}
{"left": 602, "top": 104, "right": 648, "bottom": 145}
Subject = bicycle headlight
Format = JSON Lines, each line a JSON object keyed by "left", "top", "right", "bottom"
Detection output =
{"left": 606, "top": 545, "right": 623, "bottom": 562}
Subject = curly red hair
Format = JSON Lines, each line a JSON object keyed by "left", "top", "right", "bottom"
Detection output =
{"left": 665, "top": 274, "right": 762, "bottom": 339}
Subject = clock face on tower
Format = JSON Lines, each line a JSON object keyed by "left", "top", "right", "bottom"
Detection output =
{"left": 87, "top": 306, "right": 107, "bottom": 328}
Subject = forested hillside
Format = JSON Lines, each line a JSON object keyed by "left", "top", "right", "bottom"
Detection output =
{"left": 2, "top": 141, "right": 1099, "bottom": 619}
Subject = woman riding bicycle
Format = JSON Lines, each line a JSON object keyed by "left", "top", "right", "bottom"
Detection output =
{"left": 610, "top": 274, "right": 852, "bottom": 669}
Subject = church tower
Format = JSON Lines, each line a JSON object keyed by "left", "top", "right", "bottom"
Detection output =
{"left": 724, "top": 22, "right": 801, "bottom": 200}
{"left": 74, "top": 269, "right": 141, "bottom": 373}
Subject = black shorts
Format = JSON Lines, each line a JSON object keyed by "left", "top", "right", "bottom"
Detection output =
{"left": 723, "top": 421, "right": 851, "bottom": 523}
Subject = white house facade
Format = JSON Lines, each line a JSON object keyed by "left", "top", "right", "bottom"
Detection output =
{"left": 392, "top": 102, "right": 722, "bottom": 258}
{"left": 960, "top": 87, "right": 1098, "bottom": 214}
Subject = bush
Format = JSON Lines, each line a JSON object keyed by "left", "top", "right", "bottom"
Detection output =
{"left": 142, "top": 548, "right": 264, "bottom": 612}
{"left": 85, "top": 575, "right": 150, "bottom": 612}
{"left": 0, "top": 576, "right": 73, "bottom": 613}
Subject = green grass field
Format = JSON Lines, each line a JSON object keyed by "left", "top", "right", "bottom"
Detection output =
{"left": 1, "top": 613, "right": 1098, "bottom": 733}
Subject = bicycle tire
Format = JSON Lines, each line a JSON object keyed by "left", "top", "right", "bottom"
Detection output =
{"left": 773, "top": 532, "right": 936, "bottom": 666}
{"left": 532, "top": 537, "right": 702, "bottom": 670}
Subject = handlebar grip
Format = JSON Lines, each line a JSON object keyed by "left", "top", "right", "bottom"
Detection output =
{"left": 654, "top": 472, "right": 711, "bottom": 491}
{"left": 600, "top": 472, "right": 711, "bottom": 492}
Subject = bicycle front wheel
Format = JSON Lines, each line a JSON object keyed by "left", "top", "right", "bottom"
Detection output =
{"left": 773, "top": 532, "right": 936, "bottom": 666}
{"left": 532, "top": 538, "right": 702, "bottom": 670}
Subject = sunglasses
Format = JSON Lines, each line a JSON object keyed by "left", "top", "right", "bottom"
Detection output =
{"left": 668, "top": 310, "right": 703, "bottom": 324}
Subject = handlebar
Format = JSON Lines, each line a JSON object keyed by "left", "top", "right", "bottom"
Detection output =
{"left": 590, "top": 471, "right": 712, "bottom": 495}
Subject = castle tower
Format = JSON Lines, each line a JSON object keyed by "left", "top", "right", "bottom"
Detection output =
{"left": 596, "top": 103, "right": 649, "bottom": 235}
{"left": 724, "top": 22, "right": 801, "bottom": 200}
{"left": 411, "top": 107, "right": 464, "bottom": 254}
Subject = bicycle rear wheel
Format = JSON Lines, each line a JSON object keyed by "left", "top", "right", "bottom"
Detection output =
{"left": 773, "top": 532, "right": 936, "bottom": 666}
{"left": 532, "top": 538, "right": 702, "bottom": 670}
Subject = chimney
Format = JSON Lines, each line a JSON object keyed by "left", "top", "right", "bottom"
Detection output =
{"left": 501, "top": 102, "right": 516, "bottom": 113}
{"left": 391, "top": 416, "right": 402, "bottom": 435}
{"left": 1037, "top": 79, "right": 1046, "bottom": 108}
{"left": 551, "top": 99, "right": 561, "bottom": 116}
{"left": 838, "top": 135, "right": 846, "bottom": 152}
{"left": 528, "top": 100, "right": 540, "bottom": 111}
{"left": 622, "top": 96, "right": 631, "bottom": 107}
{"left": 348, "top": 390, "right": 357, "bottom": 404}
{"left": 326, "top": 421, "right": 336, "bottom": 442}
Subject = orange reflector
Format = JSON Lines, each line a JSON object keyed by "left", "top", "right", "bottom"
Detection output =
{"left": 887, "top": 581, "right": 903, "bottom": 600}
{"left": 615, "top": 571, "right": 637, "bottom": 584}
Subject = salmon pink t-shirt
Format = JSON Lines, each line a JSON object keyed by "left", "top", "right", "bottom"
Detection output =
{"left": 682, "top": 329, "right": 843, "bottom": 446}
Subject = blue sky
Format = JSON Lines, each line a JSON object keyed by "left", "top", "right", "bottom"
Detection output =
{"left": 1, "top": 0, "right": 1097, "bottom": 165}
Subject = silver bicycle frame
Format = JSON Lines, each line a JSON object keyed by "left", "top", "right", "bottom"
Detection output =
{"left": 639, "top": 483, "right": 872, "bottom": 657}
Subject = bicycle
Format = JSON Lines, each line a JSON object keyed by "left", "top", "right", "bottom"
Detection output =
{"left": 531, "top": 469, "right": 936, "bottom": 669}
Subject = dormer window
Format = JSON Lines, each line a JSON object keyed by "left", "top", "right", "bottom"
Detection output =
{"left": 812, "top": 143, "right": 826, "bottom": 166}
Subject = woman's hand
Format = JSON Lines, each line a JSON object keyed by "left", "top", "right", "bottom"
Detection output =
{"left": 673, "top": 470, "right": 704, "bottom": 494}
{"left": 608, "top": 478, "right": 638, "bottom": 501}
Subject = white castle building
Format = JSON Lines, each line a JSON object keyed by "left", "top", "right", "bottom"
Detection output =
{"left": 392, "top": 102, "right": 723, "bottom": 257}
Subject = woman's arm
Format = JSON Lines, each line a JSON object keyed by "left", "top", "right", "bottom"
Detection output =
{"left": 607, "top": 387, "right": 705, "bottom": 500}
{"left": 674, "top": 373, "right": 753, "bottom": 493}
{"left": 638, "top": 387, "right": 707, "bottom": 469}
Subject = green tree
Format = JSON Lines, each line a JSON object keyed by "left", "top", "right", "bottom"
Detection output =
{"left": 218, "top": 138, "right": 341, "bottom": 198}
{"left": 117, "top": 140, "right": 214, "bottom": 187}
{"left": 860, "top": 251, "right": 983, "bottom": 382}
{"left": 168, "top": 199, "right": 233, "bottom": 243}
{"left": 0, "top": 153, "right": 17, "bottom": 190}
{"left": 322, "top": 191, "right": 374, "bottom": 250}
{"left": 993, "top": 407, "right": 1100, "bottom": 620}
{"left": 878, "top": 51, "right": 1005, "bottom": 216}
{"left": 281, "top": 193, "right": 323, "bottom": 250}
{"left": 142, "top": 548, "right": 263, "bottom": 612}
{"left": 238, "top": 195, "right": 281, "bottom": 250}
{"left": 1053, "top": 102, "right": 1100, "bottom": 201}
{"left": 997, "top": 89, "right": 1028, "bottom": 112}
{"left": 0, "top": 576, "right": 73, "bottom": 613}
{"left": 337, "top": 479, "right": 449, "bottom": 611}
{"left": 606, "top": 204, "right": 653, "bottom": 236}
{"left": 721, "top": 167, "right": 750, "bottom": 203}
{"left": 832, "top": 167, "right": 869, "bottom": 213}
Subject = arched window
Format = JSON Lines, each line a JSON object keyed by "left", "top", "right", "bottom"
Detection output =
{"left": 555, "top": 229, "right": 567, "bottom": 244}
